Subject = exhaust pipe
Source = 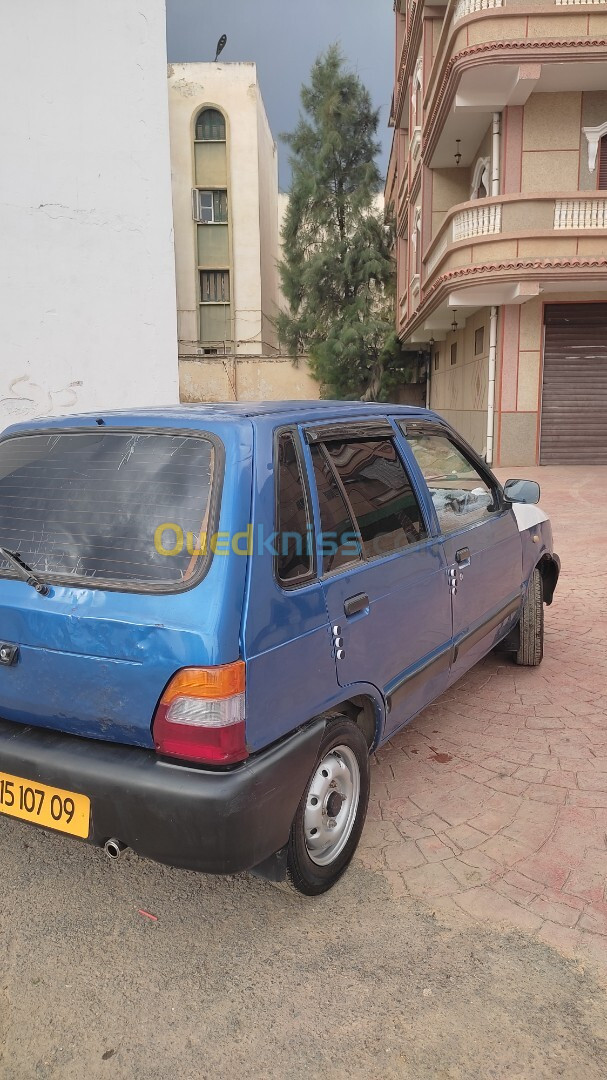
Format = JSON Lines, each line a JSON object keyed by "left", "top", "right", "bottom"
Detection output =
{"left": 104, "top": 838, "right": 128, "bottom": 861}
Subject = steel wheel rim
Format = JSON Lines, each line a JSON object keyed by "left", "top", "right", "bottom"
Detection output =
{"left": 303, "top": 744, "right": 360, "bottom": 866}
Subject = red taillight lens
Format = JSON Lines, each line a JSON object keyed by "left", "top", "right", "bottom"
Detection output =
{"left": 152, "top": 662, "right": 248, "bottom": 765}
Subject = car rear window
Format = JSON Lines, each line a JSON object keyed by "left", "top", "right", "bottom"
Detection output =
{"left": 0, "top": 431, "right": 218, "bottom": 591}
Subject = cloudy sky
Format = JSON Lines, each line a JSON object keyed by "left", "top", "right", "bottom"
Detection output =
{"left": 165, "top": 0, "right": 395, "bottom": 189}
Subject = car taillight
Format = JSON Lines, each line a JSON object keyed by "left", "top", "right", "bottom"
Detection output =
{"left": 152, "top": 661, "right": 248, "bottom": 765}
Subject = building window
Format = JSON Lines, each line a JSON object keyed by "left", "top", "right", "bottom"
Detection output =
{"left": 200, "top": 270, "right": 230, "bottom": 303}
{"left": 450, "top": 343, "right": 457, "bottom": 366}
{"left": 194, "top": 190, "right": 228, "bottom": 224}
{"left": 475, "top": 327, "right": 484, "bottom": 355}
{"left": 434, "top": 351, "right": 439, "bottom": 371}
{"left": 195, "top": 108, "right": 226, "bottom": 142}
{"left": 470, "top": 157, "right": 490, "bottom": 200}
{"left": 599, "top": 135, "right": 607, "bottom": 190}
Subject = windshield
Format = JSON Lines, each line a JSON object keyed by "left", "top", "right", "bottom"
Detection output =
{"left": 0, "top": 431, "right": 218, "bottom": 591}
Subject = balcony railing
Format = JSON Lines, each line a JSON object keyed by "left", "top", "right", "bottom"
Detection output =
{"left": 554, "top": 199, "right": 607, "bottom": 228}
{"left": 453, "top": 0, "right": 503, "bottom": 21}
{"left": 421, "top": 193, "right": 607, "bottom": 298}
{"left": 452, "top": 204, "right": 502, "bottom": 242}
{"left": 425, "top": 233, "right": 449, "bottom": 276}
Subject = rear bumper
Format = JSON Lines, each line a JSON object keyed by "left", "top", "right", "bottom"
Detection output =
{"left": 0, "top": 717, "right": 325, "bottom": 874}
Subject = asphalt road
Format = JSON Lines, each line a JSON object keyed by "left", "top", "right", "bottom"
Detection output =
{"left": 1, "top": 817, "right": 606, "bottom": 1079}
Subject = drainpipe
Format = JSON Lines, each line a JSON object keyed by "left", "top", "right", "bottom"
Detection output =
{"left": 425, "top": 353, "right": 431, "bottom": 409}
{"left": 486, "top": 306, "right": 498, "bottom": 465}
{"left": 486, "top": 111, "right": 501, "bottom": 464}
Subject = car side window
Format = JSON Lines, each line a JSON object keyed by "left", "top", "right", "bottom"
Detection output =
{"left": 275, "top": 431, "right": 313, "bottom": 584}
{"left": 310, "top": 444, "right": 362, "bottom": 576}
{"left": 402, "top": 428, "right": 497, "bottom": 534}
{"left": 322, "top": 438, "right": 427, "bottom": 559}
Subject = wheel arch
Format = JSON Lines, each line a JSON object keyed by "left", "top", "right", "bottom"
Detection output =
{"left": 537, "top": 553, "right": 560, "bottom": 606}
{"left": 313, "top": 685, "right": 385, "bottom": 752}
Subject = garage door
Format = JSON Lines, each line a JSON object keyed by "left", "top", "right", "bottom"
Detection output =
{"left": 540, "top": 303, "right": 607, "bottom": 464}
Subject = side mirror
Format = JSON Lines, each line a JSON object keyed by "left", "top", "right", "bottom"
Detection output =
{"left": 503, "top": 478, "right": 540, "bottom": 505}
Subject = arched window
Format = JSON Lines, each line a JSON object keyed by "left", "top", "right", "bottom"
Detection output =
{"left": 195, "top": 108, "right": 226, "bottom": 142}
{"left": 470, "top": 156, "right": 490, "bottom": 200}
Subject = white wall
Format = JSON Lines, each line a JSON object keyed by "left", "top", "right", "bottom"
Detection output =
{"left": 0, "top": 0, "right": 179, "bottom": 428}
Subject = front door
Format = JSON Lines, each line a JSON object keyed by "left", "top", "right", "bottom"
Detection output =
{"left": 303, "top": 422, "right": 453, "bottom": 738}
{"left": 401, "top": 422, "right": 522, "bottom": 683}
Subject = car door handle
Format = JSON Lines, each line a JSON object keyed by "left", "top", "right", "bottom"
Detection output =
{"left": 455, "top": 547, "right": 471, "bottom": 568}
{"left": 344, "top": 592, "right": 369, "bottom": 617}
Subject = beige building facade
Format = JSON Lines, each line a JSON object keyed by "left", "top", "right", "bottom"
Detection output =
{"left": 387, "top": 0, "right": 607, "bottom": 465}
{"left": 168, "top": 62, "right": 283, "bottom": 361}
{"left": 167, "top": 62, "right": 319, "bottom": 403}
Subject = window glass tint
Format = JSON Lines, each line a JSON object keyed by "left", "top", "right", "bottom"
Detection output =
{"left": 0, "top": 432, "right": 216, "bottom": 589}
{"left": 403, "top": 429, "right": 495, "bottom": 534}
{"left": 324, "top": 438, "right": 426, "bottom": 559}
{"left": 310, "top": 444, "right": 362, "bottom": 575}
{"left": 275, "top": 433, "right": 312, "bottom": 583}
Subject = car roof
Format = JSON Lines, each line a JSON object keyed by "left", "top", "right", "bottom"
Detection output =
{"left": 2, "top": 400, "right": 434, "bottom": 436}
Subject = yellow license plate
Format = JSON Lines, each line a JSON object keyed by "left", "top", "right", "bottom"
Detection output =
{"left": 0, "top": 770, "right": 90, "bottom": 838}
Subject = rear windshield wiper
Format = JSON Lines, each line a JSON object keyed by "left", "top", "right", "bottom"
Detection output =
{"left": 0, "top": 546, "right": 49, "bottom": 596}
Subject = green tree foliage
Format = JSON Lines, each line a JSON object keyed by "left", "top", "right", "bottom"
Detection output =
{"left": 277, "top": 46, "right": 408, "bottom": 400}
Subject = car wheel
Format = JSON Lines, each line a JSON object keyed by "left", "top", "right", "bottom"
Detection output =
{"left": 286, "top": 718, "right": 370, "bottom": 896}
{"left": 516, "top": 567, "right": 544, "bottom": 667}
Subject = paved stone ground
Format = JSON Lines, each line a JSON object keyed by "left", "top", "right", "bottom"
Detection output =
{"left": 358, "top": 465, "right": 607, "bottom": 975}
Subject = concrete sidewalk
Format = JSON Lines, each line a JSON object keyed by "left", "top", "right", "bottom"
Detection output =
{"left": 359, "top": 465, "right": 607, "bottom": 973}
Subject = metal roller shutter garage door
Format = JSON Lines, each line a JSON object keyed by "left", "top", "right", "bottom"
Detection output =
{"left": 540, "top": 303, "right": 607, "bottom": 464}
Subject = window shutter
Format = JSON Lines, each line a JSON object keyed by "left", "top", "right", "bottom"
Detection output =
{"left": 192, "top": 189, "right": 202, "bottom": 222}
{"left": 598, "top": 136, "right": 607, "bottom": 190}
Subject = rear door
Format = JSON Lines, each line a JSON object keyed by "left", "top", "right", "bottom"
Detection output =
{"left": 400, "top": 421, "right": 522, "bottom": 683}
{"left": 303, "top": 421, "right": 453, "bottom": 738}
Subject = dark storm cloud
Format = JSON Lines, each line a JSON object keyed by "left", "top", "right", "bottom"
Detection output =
{"left": 165, "top": 0, "right": 394, "bottom": 189}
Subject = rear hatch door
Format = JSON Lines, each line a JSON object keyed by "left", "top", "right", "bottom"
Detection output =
{"left": 0, "top": 421, "right": 250, "bottom": 747}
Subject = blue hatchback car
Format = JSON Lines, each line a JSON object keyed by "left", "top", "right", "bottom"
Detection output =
{"left": 0, "top": 402, "right": 559, "bottom": 894}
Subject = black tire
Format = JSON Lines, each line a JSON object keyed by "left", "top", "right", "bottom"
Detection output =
{"left": 286, "top": 718, "right": 370, "bottom": 896}
{"left": 516, "top": 567, "right": 544, "bottom": 666}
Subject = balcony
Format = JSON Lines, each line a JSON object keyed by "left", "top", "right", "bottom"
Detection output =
{"left": 406, "top": 192, "right": 607, "bottom": 334}
{"left": 423, "top": 1, "right": 607, "bottom": 168}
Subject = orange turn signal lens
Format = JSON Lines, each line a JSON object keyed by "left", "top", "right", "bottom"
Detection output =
{"left": 160, "top": 661, "right": 246, "bottom": 705}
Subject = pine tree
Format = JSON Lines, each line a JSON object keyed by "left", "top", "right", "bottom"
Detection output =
{"left": 277, "top": 46, "right": 405, "bottom": 400}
